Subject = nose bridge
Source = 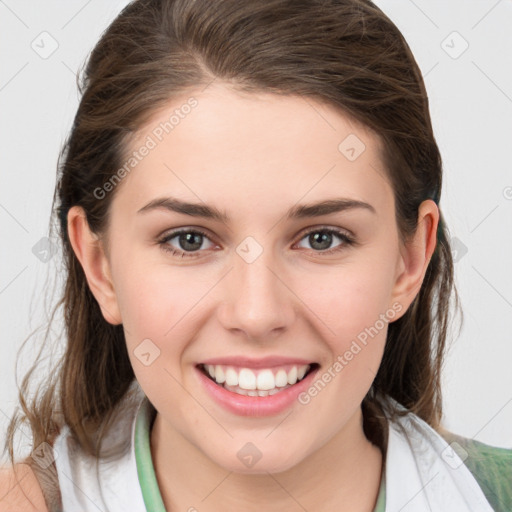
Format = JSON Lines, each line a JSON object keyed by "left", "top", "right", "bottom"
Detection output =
{"left": 219, "top": 236, "right": 295, "bottom": 337}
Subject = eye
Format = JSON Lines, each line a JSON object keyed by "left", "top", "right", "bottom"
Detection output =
{"left": 295, "top": 227, "right": 355, "bottom": 254}
{"left": 157, "top": 228, "right": 217, "bottom": 258}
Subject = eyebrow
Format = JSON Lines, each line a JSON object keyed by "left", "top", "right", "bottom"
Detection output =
{"left": 137, "top": 196, "right": 376, "bottom": 222}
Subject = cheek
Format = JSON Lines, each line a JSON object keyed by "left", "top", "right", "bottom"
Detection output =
{"left": 112, "top": 247, "right": 197, "bottom": 334}
{"left": 112, "top": 255, "right": 218, "bottom": 380}
{"left": 293, "top": 251, "right": 399, "bottom": 387}
{"left": 114, "top": 264, "right": 198, "bottom": 397}
{"left": 304, "top": 262, "right": 397, "bottom": 337}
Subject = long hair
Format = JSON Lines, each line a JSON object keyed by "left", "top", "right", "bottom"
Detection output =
{"left": 5, "top": 0, "right": 460, "bottom": 473}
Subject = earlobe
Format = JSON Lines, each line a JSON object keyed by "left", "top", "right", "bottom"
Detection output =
{"left": 67, "top": 206, "right": 122, "bottom": 325}
{"left": 390, "top": 200, "right": 439, "bottom": 314}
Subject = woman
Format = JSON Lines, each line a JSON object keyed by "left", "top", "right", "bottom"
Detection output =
{"left": 2, "top": 0, "right": 511, "bottom": 510}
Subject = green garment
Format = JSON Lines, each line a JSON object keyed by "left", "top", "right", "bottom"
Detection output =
{"left": 134, "top": 398, "right": 510, "bottom": 511}
{"left": 440, "top": 430, "right": 512, "bottom": 512}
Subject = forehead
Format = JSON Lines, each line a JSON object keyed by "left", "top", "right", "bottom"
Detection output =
{"left": 114, "top": 83, "right": 392, "bottom": 219}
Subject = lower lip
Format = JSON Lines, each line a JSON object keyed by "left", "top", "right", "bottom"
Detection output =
{"left": 195, "top": 365, "right": 320, "bottom": 417}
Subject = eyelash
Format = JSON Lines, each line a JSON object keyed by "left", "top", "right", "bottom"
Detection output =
{"left": 157, "top": 226, "right": 356, "bottom": 259}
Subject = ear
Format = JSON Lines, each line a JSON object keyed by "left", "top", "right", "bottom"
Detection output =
{"left": 389, "top": 199, "right": 439, "bottom": 315}
{"left": 67, "top": 206, "right": 122, "bottom": 325}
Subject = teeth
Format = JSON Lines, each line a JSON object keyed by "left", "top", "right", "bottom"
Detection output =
{"left": 275, "top": 369, "right": 288, "bottom": 387}
{"left": 239, "top": 368, "right": 257, "bottom": 390}
{"left": 203, "top": 364, "right": 311, "bottom": 391}
{"left": 257, "top": 369, "right": 275, "bottom": 390}
{"left": 215, "top": 366, "right": 226, "bottom": 384}
{"left": 287, "top": 366, "right": 297, "bottom": 385}
{"left": 223, "top": 383, "right": 290, "bottom": 396}
{"left": 297, "top": 365, "right": 308, "bottom": 380}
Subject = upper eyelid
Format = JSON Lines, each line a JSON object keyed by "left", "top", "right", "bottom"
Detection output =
{"left": 158, "top": 227, "right": 218, "bottom": 245}
{"left": 297, "top": 225, "right": 353, "bottom": 238}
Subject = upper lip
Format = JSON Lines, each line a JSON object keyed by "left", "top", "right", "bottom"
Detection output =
{"left": 198, "top": 356, "right": 317, "bottom": 369}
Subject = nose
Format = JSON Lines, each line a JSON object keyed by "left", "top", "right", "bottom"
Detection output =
{"left": 217, "top": 243, "right": 296, "bottom": 341}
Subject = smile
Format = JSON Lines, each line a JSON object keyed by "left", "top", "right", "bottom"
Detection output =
{"left": 198, "top": 363, "right": 319, "bottom": 397}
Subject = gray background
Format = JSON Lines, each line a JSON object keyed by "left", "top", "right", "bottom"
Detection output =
{"left": 1, "top": 0, "right": 511, "bottom": 462}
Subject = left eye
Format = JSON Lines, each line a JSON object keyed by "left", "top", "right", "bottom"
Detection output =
{"left": 295, "top": 228, "right": 354, "bottom": 253}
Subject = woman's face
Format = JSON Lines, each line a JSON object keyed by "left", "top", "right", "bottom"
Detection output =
{"left": 75, "top": 82, "right": 436, "bottom": 473}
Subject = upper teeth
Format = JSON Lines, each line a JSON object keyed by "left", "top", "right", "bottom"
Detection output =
{"left": 203, "top": 364, "right": 310, "bottom": 390}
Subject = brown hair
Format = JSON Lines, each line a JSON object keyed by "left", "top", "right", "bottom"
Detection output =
{"left": 4, "top": 0, "right": 460, "bottom": 482}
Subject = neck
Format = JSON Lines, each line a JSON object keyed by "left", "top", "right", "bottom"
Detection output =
{"left": 150, "top": 406, "right": 384, "bottom": 512}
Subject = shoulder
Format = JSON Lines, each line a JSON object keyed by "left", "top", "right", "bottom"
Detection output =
{"left": 0, "top": 463, "right": 48, "bottom": 512}
{"left": 439, "top": 429, "right": 512, "bottom": 512}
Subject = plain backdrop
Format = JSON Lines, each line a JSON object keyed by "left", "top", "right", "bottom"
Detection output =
{"left": 1, "top": 0, "right": 511, "bottom": 462}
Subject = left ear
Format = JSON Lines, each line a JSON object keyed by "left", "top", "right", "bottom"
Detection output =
{"left": 389, "top": 199, "right": 439, "bottom": 313}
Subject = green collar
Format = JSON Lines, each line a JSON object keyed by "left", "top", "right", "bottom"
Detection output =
{"left": 134, "top": 397, "right": 386, "bottom": 511}
{"left": 134, "top": 397, "right": 167, "bottom": 511}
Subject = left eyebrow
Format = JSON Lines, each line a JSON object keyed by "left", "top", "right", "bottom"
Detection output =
{"left": 137, "top": 196, "right": 376, "bottom": 222}
{"left": 286, "top": 198, "right": 376, "bottom": 219}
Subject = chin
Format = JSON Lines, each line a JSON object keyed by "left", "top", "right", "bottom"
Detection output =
{"left": 211, "top": 448, "right": 304, "bottom": 475}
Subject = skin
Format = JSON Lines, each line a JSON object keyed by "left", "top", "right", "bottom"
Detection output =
{"left": 68, "top": 82, "right": 438, "bottom": 511}
{"left": 0, "top": 465, "right": 48, "bottom": 512}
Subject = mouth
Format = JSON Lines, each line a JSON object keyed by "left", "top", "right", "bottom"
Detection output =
{"left": 196, "top": 362, "right": 320, "bottom": 397}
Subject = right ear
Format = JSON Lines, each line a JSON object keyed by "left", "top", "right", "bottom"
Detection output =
{"left": 66, "top": 206, "right": 122, "bottom": 325}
